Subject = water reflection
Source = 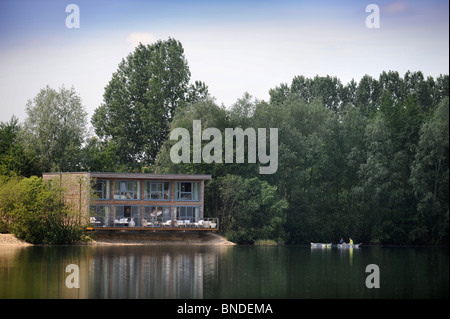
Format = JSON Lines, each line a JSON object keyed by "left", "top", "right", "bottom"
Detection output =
{"left": 0, "top": 245, "right": 448, "bottom": 299}
{"left": 0, "top": 245, "right": 232, "bottom": 299}
{"left": 86, "top": 245, "right": 227, "bottom": 299}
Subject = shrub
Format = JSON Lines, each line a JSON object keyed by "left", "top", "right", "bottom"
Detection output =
{"left": 0, "top": 176, "right": 87, "bottom": 244}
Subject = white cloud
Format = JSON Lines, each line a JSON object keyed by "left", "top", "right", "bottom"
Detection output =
{"left": 126, "top": 32, "right": 157, "bottom": 48}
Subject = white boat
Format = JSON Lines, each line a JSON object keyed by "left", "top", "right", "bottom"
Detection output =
{"left": 337, "top": 243, "right": 362, "bottom": 248}
{"left": 311, "top": 242, "right": 332, "bottom": 248}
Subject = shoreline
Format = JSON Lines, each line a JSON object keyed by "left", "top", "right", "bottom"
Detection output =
{"left": 0, "top": 233, "right": 235, "bottom": 247}
{"left": 0, "top": 234, "right": 33, "bottom": 246}
{"left": 3, "top": 234, "right": 445, "bottom": 248}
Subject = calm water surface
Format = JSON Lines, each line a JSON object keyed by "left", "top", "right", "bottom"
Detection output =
{"left": 0, "top": 245, "right": 447, "bottom": 299}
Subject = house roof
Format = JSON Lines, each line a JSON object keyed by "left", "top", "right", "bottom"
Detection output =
{"left": 43, "top": 172, "right": 212, "bottom": 181}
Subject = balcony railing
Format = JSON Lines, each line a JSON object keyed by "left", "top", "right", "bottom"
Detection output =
{"left": 89, "top": 216, "right": 219, "bottom": 230}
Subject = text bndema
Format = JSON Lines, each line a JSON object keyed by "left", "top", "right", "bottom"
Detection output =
{"left": 177, "top": 303, "right": 273, "bottom": 316}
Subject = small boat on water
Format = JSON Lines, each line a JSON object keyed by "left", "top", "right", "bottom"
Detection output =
{"left": 311, "top": 243, "right": 332, "bottom": 248}
{"left": 337, "top": 243, "right": 362, "bottom": 248}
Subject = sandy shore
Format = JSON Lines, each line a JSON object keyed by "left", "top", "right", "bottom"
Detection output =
{"left": 0, "top": 234, "right": 33, "bottom": 246}
{"left": 0, "top": 233, "right": 235, "bottom": 246}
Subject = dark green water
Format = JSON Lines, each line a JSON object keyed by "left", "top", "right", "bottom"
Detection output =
{"left": 0, "top": 245, "right": 447, "bottom": 299}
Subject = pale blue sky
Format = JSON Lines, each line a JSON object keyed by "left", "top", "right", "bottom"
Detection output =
{"left": 0, "top": 0, "right": 448, "bottom": 123}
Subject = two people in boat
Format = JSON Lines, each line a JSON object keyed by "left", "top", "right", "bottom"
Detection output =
{"left": 339, "top": 237, "right": 354, "bottom": 245}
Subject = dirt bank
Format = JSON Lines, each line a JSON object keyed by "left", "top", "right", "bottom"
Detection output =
{"left": 0, "top": 232, "right": 235, "bottom": 246}
{"left": 0, "top": 234, "right": 33, "bottom": 246}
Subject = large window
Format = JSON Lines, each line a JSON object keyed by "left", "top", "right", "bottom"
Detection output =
{"left": 144, "top": 181, "right": 170, "bottom": 200}
{"left": 143, "top": 206, "right": 171, "bottom": 224}
{"left": 91, "top": 205, "right": 111, "bottom": 227}
{"left": 175, "top": 206, "right": 199, "bottom": 222}
{"left": 94, "top": 180, "right": 110, "bottom": 200}
{"left": 174, "top": 181, "right": 199, "bottom": 201}
{"left": 113, "top": 205, "right": 140, "bottom": 226}
{"left": 114, "top": 180, "right": 140, "bottom": 200}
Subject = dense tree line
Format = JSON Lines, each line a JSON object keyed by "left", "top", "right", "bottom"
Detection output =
{"left": 0, "top": 38, "right": 448, "bottom": 245}
{"left": 155, "top": 71, "right": 449, "bottom": 245}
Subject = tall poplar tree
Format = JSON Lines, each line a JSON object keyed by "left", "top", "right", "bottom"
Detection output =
{"left": 21, "top": 85, "right": 87, "bottom": 173}
{"left": 92, "top": 38, "right": 207, "bottom": 170}
{"left": 410, "top": 98, "right": 449, "bottom": 244}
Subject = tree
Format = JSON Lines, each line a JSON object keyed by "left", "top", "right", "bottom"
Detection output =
{"left": 0, "top": 117, "right": 39, "bottom": 177}
{"left": 151, "top": 70, "right": 449, "bottom": 245}
{"left": 352, "top": 113, "right": 394, "bottom": 243}
{"left": 410, "top": 98, "right": 449, "bottom": 244}
{"left": 270, "top": 75, "right": 345, "bottom": 112}
{"left": 253, "top": 96, "right": 335, "bottom": 243}
{"left": 228, "top": 92, "right": 257, "bottom": 128}
{"left": 92, "top": 38, "right": 207, "bottom": 170}
{"left": 0, "top": 176, "right": 88, "bottom": 244}
{"left": 153, "top": 98, "right": 228, "bottom": 175}
{"left": 355, "top": 74, "right": 381, "bottom": 116}
{"left": 21, "top": 85, "right": 87, "bottom": 172}
{"left": 217, "top": 175, "right": 287, "bottom": 243}
{"left": 80, "top": 137, "right": 126, "bottom": 172}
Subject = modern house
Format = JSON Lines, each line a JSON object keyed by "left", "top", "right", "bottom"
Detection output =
{"left": 42, "top": 172, "right": 215, "bottom": 230}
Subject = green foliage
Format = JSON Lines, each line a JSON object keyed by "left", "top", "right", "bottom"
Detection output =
{"left": 80, "top": 137, "right": 127, "bottom": 172}
{"left": 153, "top": 98, "right": 230, "bottom": 176}
{"left": 1, "top": 37, "right": 448, "bottom": 247}
{"left": 91, "top": 38, "right": 208, "bottom": 171}
{"left": 0, "top": 117, "right": 39, "bottom": 177}
{"left": 0, "top": 176, "right": 87, "bottom": 244}
{"left": 410, "top": 98, "right": 449, "bottom": 244}
{"left": 217, "top": 175, "right": 287, "bottom": 244}
{"left": 151, "top": 70, "right": 448, "bottom": 245}
{"left": 21, "top": 85, "right": 87, "bottom": 173}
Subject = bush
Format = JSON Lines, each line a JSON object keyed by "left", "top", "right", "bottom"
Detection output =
{"left": 0, "top": 176, "right": 87, "bottom": 244}
{"left": 218, "top": 175, "right": 288, "bottom": 244}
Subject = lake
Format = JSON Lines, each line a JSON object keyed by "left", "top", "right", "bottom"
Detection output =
{"left": 0, "top": 244, "right": 447, "bottom": 299}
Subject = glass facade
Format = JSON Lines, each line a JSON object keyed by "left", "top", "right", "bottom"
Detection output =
{"left": 113, "top": 205, "right": 141, "bottom": 226}
{"left": 175, "top": 206, "right": 199, "bottom": 222}
{"left": 174, "top": 181, "right": 200, "bottom": 201}
{"left": 95, "top": 180, "right": 110, "bottom": 200}
{"left": 143, "top": 206, "right": 171, "bottom": 225}
{"left": 89, "top": 177, "right": 208, "bottom": 228}
{"left": 144, "top": 181, "right": 171, "bottom": 200}
{"left": 90, "top": 205, "right": 111, "bottom": 227}
{"left": 114, "top": 180, "right": 140, "bottom": 200}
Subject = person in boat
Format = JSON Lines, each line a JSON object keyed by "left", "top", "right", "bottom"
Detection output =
{"left": 349, "top": 238, "right": 353, "bottom": 245}
{"left": 339, "top": 238, "right": 345, "bottom": 244}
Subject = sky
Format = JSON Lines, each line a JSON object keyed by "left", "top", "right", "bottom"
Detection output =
{"left": 0, "top": 0, "right": 448, "bottom": 125}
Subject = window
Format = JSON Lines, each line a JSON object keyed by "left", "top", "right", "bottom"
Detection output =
{"left": 175, "top": 206, "right": 199, "bottom": 222}
{"left": 143, "top": 206, "right": 171, "bottom": 224}
{"left": 113, "top": 205, "right": 141, "bottom": 226}
{"left": 114, "top": 180, "right": 140, "bottom": 200}
{"left": 174, "top": 181, "right": 199, "bottom": 201}
{"left": 90, "top": 205, "right": 111, "bottom": 227}
{"left": 94, "top": 180, "right": 110, "bottom": 200}
{"left": 144, "top": 181, "right": 170, "bottom": 200}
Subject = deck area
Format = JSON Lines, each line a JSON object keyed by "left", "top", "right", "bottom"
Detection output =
{"left": 87, "top": 226, "right": 218, "bottom": 232}
{"left": 87, "top": 218, "right": 219, "bottom": 232}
